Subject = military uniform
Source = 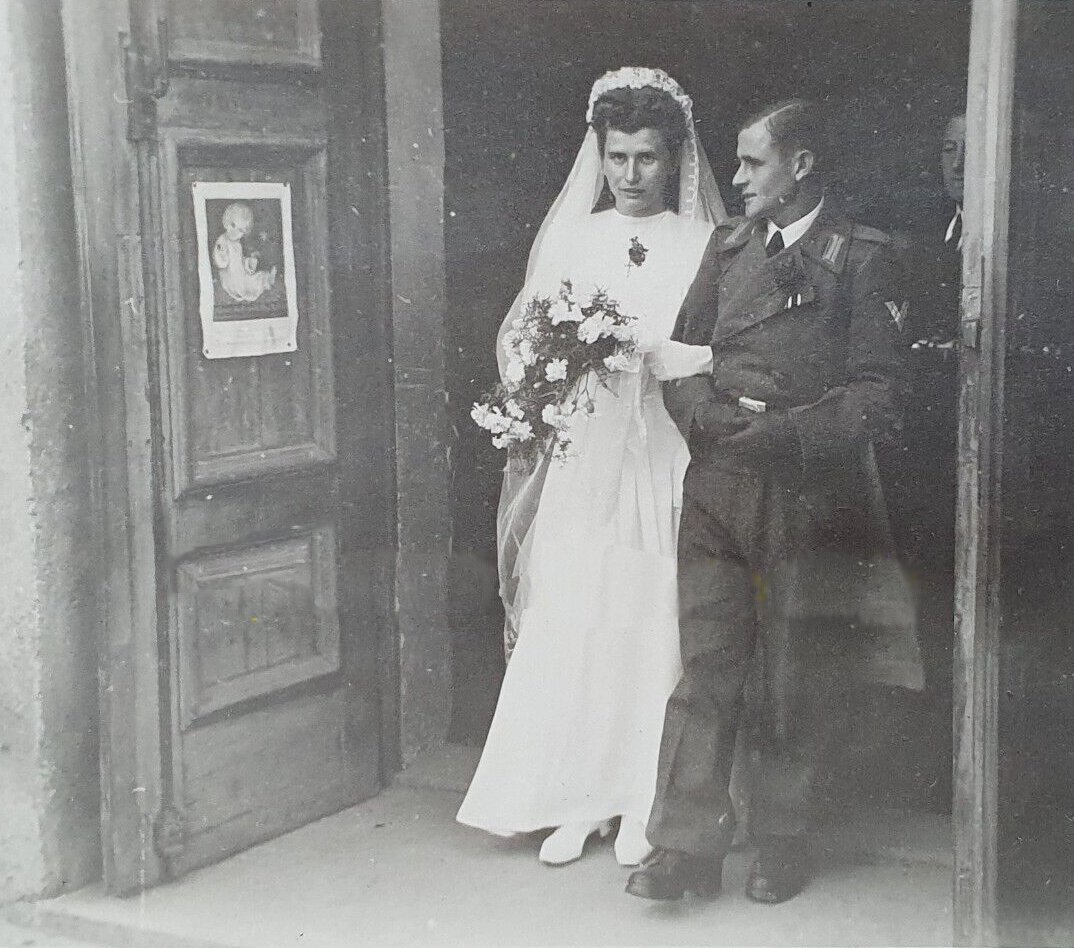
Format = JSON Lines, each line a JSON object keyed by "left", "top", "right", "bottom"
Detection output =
{"left": 881, "top": 208, "right": 960, "bottom": 678}
{"left": 872, "top": 208, "right": 961, "bottom": 810}
{"left": 647, "top": 208, "right": 922, "bottom": 856}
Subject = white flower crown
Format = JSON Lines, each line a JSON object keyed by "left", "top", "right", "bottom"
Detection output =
{"left": 585, "top": 67, "right": 694, "bottom": 125}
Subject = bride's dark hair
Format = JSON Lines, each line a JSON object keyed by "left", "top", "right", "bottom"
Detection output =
{"left": 589, "top": 85, "right": 688, "bottom": 211}
{"left": 590, "top": 85, "right": 689, "bottom": 158}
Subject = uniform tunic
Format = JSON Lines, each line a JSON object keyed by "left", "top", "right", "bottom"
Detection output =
{"left": 647, "top": 209, "right": 923, "bottom": 854}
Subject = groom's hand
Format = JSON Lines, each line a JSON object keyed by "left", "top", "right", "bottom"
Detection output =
{"left": 694, "top": 400, "right": 752, "bottom": 440}
{"left": 722, "top": 410, "right": 801, "bottom": 459}
{"left": 646, "top": 340, "right": 714, "bottom": 381}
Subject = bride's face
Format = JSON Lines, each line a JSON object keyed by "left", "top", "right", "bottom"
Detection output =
{"left": 602, "top": 127, "right": 675, "bottom": 218}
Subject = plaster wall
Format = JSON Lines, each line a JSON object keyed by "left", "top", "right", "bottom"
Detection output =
{"left": 0, "top": 0, "right": 101, "bottom": 902}
{"left": 382, "top": 0, "right": 453, "bottom": 765}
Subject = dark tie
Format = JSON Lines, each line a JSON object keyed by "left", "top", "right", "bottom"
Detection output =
{"left": 766, "top": 229, "right": 785, "bottom": 258}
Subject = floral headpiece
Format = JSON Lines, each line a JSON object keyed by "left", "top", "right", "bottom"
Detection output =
{"left": 585, "top": 67, "right": 694, "bottom": 125}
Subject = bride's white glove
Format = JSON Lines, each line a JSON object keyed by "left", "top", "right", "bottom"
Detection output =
{"left": 646, "top": 339, "right": 714, "bottom": 381}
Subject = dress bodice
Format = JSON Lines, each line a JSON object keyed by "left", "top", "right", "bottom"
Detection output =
{"left": 545, "top": 209, "right": 711, "bottom": 342}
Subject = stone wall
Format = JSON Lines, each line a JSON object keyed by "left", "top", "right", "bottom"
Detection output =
{"left": 0, "top": 0, "right": 100, "bottom": 902}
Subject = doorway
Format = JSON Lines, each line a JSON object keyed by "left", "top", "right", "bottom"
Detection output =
{"left": 443, "top": 0, "right": 968, "bottom": 820}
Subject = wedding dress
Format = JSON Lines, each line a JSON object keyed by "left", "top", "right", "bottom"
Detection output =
{"left": 457, "top": 68, "right": 726, "bottom": 861}
{"left": 456, "top": 207, "right": 714, "bottom": 841}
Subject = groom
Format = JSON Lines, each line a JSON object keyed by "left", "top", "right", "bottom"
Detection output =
{"left": 627, "top": 99, "right": 910, "bottom": 904}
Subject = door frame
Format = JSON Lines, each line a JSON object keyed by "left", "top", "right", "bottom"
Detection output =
{"left": 954, "top": 0, "right": 1018, "bottom": 943}
{"left": 61, "top": 0, "right": 1019, "bottom": 921}
{"left": 61, "top": 0, "right": 452, "bottom": 892}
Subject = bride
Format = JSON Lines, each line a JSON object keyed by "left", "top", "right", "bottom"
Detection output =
{"left": 456, "top": 68, "right": 726, "bottom": 867}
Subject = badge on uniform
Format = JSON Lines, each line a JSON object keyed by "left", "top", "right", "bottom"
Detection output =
{"left": 884, "top": 300, "right": 909, "bottom": 331}
{"left": 821, "top": 233, "right": 846, "bottom": 266}
{"left": 773, "top": 255, "right": 808, "bottom": 310}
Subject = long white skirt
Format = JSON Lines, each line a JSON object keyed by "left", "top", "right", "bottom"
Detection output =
{"left": 457, "top": 374, "right": 687, "bottom": 832}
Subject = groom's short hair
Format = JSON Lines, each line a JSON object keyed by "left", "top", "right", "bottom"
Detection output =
{"left": 742, "top": 98, "right": 825, "bottom": 168}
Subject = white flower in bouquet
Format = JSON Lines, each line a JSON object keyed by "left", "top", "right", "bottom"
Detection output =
{"left": 511, "top": 419, "right": 534, "bottom": 442}
{"left": 491, "top": 418, "right": 534, "bottom": 450}
{"left": 610, "top": 321, "right": 638, "bottom": 343}
{"left": 502, "top": 327, "right": 522, "bottom": 351}
{"left": 541, "top": 403, "right": 572, "bottom": 430}
{"left": 505, "top": 398, "right": 525, "bottom": 420}
{"left": 578, "top": 312, "right": 615, "bottom": 344}
{"left": 544, "top": 358, "right": 568, "bottom": 382}
{"left": 549, "top": 298, "right": 581, "bottom": 326}
{"left": 471, "top": 403, "right": 512, "bottom": 435}
{"left": 518, "top": 337, "right": 538, "bottom": 367}
{"left": 505, "top": 358, "right": 526, "bottom": 386}
{"left": 603, "top": 352, "right": 633, "bottom": 373}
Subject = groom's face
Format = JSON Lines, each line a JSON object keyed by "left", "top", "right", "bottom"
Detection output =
{"left": 733, "top": 120, "right": 800, "bottom": 222}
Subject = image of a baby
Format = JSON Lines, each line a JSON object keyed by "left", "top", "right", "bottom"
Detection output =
{"left": 212, "top": 202, "right": 278, "bottom": 303}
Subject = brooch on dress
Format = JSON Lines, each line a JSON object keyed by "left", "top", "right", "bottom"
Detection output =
{"left": 627, "top": 236, "right": 648, "bottom": 269}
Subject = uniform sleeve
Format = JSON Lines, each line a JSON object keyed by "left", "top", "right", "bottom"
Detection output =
{"left": 662, "top": 231, "right": 724, "bottom": 441}
{"left": 788, "top": 241, "right": 908, "bottom": 470}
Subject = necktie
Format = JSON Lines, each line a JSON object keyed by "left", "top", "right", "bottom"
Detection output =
{"left": 766, "top": 229, "right": 785, "bottom": 258}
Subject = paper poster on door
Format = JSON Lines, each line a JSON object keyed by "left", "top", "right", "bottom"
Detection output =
{"left": 193, "top": 181, "right": 300, "bottom": 359}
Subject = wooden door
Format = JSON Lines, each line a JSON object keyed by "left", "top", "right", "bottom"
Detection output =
{"left": 63, "top": 0, "right": 392, "bottom": 893}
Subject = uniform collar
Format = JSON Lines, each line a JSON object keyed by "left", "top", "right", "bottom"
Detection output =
{"left": 766, "top": 197, "right": 825, "bottom": 251}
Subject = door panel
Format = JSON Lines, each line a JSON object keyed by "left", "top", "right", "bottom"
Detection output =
{"left": 161, "top": 134, "right": 335, "bottom": 492}
{"left": 176, "top": 527, "right": 341, "bottom": 727}
{"left": 177, "top": 690, "right": 352, "bottom": 868}
{"left": 166, "top": 0, "right": 321, "bottom": 67}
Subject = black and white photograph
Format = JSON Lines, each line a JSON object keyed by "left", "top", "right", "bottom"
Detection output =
{"left": 193, "top": 180, "right": 299, "bottom": 358}
{"left": 1, "top": 1, "right": 1072, "bottom": 947}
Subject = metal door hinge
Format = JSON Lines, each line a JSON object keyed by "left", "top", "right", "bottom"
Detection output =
{"left": 153, "top": 804, "right": 186, "bottom": 861}
{"left": 120, "top": 18, "right": 169, "bottom": 143}
{"left": 961, "top": 318, "right": 981, "bottom": 351}
{"left": 960, "top": 282, "right": 982, "bottom": 351}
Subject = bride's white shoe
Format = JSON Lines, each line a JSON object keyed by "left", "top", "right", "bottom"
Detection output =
{"left": 613, "top": 817, "right": 654, "bottom": 867}
{"left": 538, "top": 820, "right": 613, "bottom": 865}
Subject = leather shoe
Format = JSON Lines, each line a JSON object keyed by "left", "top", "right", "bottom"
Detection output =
{"left": 745, "top": 837, "right": 810, "bottom": 904}
{"left": 625, "top": 848, "right": 724, "bottom": 901}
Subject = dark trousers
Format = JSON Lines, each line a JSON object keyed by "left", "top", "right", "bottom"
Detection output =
{"left": 646, "top": 462, "right": 846, "bottom": 857}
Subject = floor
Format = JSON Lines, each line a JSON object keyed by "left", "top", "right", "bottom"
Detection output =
{"left": 0, "top": 915, "right": 98, "bottom": 948}
{"left": 5, "top": 747, "right": 958, "bottom": 948}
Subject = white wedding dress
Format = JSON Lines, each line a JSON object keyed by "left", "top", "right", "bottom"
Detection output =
{"left": 457, "top": 207, "right": 713, "bottom": 836}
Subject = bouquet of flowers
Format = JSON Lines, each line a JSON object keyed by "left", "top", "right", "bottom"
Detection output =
{"left": 471, "top": 280, "right": 639, "bottom": 465}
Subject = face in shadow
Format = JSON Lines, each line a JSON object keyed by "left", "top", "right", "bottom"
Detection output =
{"left": 941, "top": 115, "right": 966, "bottom": 204}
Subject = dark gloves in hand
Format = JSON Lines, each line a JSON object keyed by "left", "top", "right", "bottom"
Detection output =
{"left": 722, "top": 410, "right": 801, "bottom": 459}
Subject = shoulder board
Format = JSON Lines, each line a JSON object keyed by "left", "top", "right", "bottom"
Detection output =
{"left": 850, "top": 223, "right": 893, "bottom": 246}
{"left": 715, "top": 217, "right": 755, "bottom": 252}
{"left": 806, "top": 220, "right": 854, "bottom": 273}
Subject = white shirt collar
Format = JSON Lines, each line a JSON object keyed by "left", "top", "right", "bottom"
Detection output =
{"left": 766, "top": 197, "right": 825, "bottom": 251}
{"left": 945, "top": 204, "right": 963, "bottom": 245}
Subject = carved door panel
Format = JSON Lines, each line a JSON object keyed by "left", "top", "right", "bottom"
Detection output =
{"left": 89, "top": 0, "right": 391, "bottom": 892}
